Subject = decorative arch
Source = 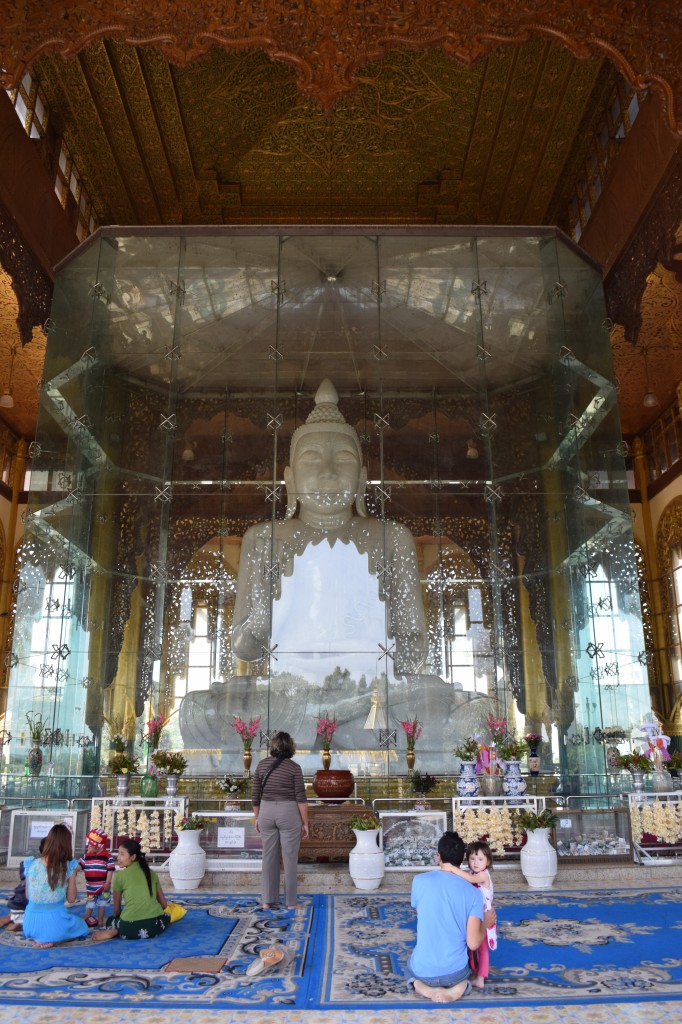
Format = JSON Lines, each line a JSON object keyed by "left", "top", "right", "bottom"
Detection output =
{"left": 0, "top": 2, "right": 679, "bottom": 133}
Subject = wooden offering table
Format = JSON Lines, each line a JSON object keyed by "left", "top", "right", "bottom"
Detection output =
{"left": 299, "top": 802, "right": 357, "bottom": 862}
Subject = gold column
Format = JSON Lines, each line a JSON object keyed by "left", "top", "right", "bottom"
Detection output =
{"left": 0, "top": 438, "right": 26, "bottom": 720}
{"left": 632, "top": 436, "right": 672, "bottom": 717}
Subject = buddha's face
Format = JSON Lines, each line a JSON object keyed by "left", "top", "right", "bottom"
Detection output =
{"left": 286, "top": 428, "right": 365, "bottom": 516}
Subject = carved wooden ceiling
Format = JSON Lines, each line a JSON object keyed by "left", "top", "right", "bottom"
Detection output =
{"left": 0, "top": 1, "right": 680, "bottom": 443}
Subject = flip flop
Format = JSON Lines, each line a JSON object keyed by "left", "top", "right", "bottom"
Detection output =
{"left": 245, "top": 945, "right": 286, "bottom": 976}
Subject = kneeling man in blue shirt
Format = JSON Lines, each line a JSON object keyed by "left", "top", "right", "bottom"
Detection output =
{"left": 406, "top": 831, "right": 496, "bottom": 1002}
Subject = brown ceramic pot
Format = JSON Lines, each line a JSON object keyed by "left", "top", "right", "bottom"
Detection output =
{"left": 312, "top": 768, "right": 355, "bottom": 803}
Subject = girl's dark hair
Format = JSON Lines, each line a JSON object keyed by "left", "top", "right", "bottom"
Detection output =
{"left": 119, "top": 837, "right": 154, "bottom": 896}
{"left": 270, "top": 731, "right": 295, "bottom": 758}
{"left": 42, "top": 823, "right": 73, "bottom": 890}
{"left": 466, "top": 840, "right": 493, "bottom": 867}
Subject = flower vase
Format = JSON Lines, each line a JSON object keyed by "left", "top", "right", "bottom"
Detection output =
{"left": 653, "top": 769, "right": 672, "bottom": 792}
{"left": 502, "top": 760, "right": 527, "bottom": 804}
{"left": 27, "top": 745, "right": 43, "bottom": 777}
{"left": 606, "top": 745, "right": 620, "bottom": 770}
{"left": 243, "top": 750, "right": 252, "bottom": 776}
{"left": 629, "top": 769, "right": 645, "bottom": 793}
{"left": 348, "top": 828, "right": 384, "bottom": 890}
{"left": 406, "top": 749, "right": 415, "bottom": 772}
{"left": 520, "top": 827, "right": 557, "bottom": 889}
{"left": 457, "top": 761, "right": 480, "bottom": 801}
{"left": 527, "top": 749, "right": 541, "bottom": 776}
{"left": 321, "top": 749, "right": 332, "bottom": 770}
{"left": 116, "top": 774, "right": 130, "bottom": 799}
{"left": 139, "top": 772, "right": 159, "bottom": 798}
{"left": 312, "top": 769, "right": 355, "bottom": 803}
{"left": 223, "top": 800, "right": 240, "bottom": 811}
{"left": 480, "top": 773, "right": 503, "bottom": 797}
{"left": 413, "top": 795, "right": 430, "bottom": 811}
{"left": 169, "top": 828, "right": 207, "bottom": 891}
{"left": 166, "top": 774, "right": 179, "bottom": 798}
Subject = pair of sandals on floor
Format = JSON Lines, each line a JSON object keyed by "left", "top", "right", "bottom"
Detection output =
{"left": 246, "top": 943, "right": 294, "bottom": 976}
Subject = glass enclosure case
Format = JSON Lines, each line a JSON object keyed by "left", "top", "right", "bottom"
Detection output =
{"left": 4, "top": 228, "right": 650, "bottom": 790}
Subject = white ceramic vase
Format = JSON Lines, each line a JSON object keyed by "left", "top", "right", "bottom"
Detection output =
{"left": 348, "top": 828, "right": 384, "bottom": 890}
{"left": 520, "top": 827, "right": 557, "bottom": 889}
{"left": 168, "top": 828, "right": 207, "bottom": 891}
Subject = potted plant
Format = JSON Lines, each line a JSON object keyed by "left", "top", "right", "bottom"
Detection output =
{"left": 218, "top": 773, "right": 246, "bottom": 809}
{"left": 107, "top": 750, "right": 140, "bottom": 798}
{"left": 617, "top": 750, "right": 653, "bottom": 792}
{"left": 169, "top": 813, "right": 209, "bottom": 890}
{"left": 453, "top": 736, "right": 481, "bottom": 798}
{"left": 151, "top": 749, "right": 187, "bottom": 796}
{"left": 515, "top": 808, "right": 558, "bottom": 889}
{"left": 409, "top": 770, "right": 437, "bottom": 810}
{"left": 25, "top": 712, "right": 46, "bottom": 776}
{"left": 348, "top": 813, "right": 383, "bottom": 890}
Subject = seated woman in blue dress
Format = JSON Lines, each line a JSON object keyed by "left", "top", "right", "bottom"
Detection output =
{"left": 23, "top": 822, "right": 89, "bottom": 948}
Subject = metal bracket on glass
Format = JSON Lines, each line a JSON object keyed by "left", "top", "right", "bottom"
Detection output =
{"left": 371, "top": 280, "right": 386, "bottom": 303}
{"left": 169, "top": 278, "right": 186, "bottom": 304}
{"left": 374, "top": 412, "right": 390, "bottom": 431}
{"left": 378, "top": 729, "right": 397, "bottom": 750}
{"left": 151, "top": 563, "right": 168, "bottom": 581}
{"left": 221, "top": 430, "right": 233, "bottom": 445}
{"left": 164, "top": 344, "right": 181, "bottom": 362}
{"left": 484, "top": 483, "right": 502, "bottom": 504}
{"left": 378, "top": 642, "right": 394, "bottom": 664}
{"left": 159, "top": 413, "right": 177, "bottom": 432}
{"left": 477, "top": 344, "right": 492, "bottom": 362}
{"left": 549, "top": 279, "right": 567, "bottom": 303}
{"left": 268, "top": 345, "right": 284, "bottom": 361}
{"left": 585, "top": 642, "right": 604, "bottom": 659}
{"left": 471, "top": 280, "right": 487, "bottom": 297}
{"left": 267, "top": 413, "right": 283, "bottom": 432}
{"left": 261, "top": 643, "right": 279, "bottom": 662}
{"left": 263, "top": 560, "right": 280, "bottom": 581}
{"left": 154, "top": 483, "right": 172, "bottom": 503}
{"left": 89, "top": 281, "right": 110, "bottom": 304}
{"left": 265, "top": 485, "right": 282, "bottom": 504}
{"left": 478, "top": 412, "right": 497, "bottom": 436}
{"left": 51, "top": 643, "right": 70, "bottom": 661}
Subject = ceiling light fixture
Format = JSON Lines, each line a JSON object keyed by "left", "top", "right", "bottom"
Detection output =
{"left": 641, "top": 346, "right": 659, "bottom": 409}
{"left": 0, "top": 344, "right": 17, "bottom": 409}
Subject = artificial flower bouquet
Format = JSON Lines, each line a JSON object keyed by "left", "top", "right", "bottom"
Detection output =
{"left": 400, "top": 716, "right": 422, "bottom": 750}
{"left": 144, "top": 713, "right": 166, "bottom": 750}
{"left": 496, "top": 734, "right": 529, "bottom": 762}
{"left": 453, "top": 736, "right": 481, "bottom": 761}
{"left": 516, "top": 807, "right": 557, "bottom": 832}
{"left": 410, "top": 770, "right": 438, "bottom": 795}
{"left": 485, "top": 712, "right": 508, "bottom": 745}
{"left": 524, "top": 732, "right": 542, "bottom": 748}
{"left": 616, "top": 751, "right": 653, "bottom": 772}
{"left": 26, "top": 711, "right": 46, "bottom": 744}
{"left": 151, "top": 749, "right": 188, "bottom": 775}
{"left": 218, "top": 774, "right": 246, "bottom": 794}
{"left": 108, "top": 751, "right": 140, "bottom": 775}
{"left": 175, "top": 814, "right": 209, "bottom": 831}
{"left": 316, "top": 712, "right": 337, "bottom": 751}
{"left": 350, "top": 812, "right": 381, "bottom": 831}
{"left": 232, "top": 715, "right": 260, "bottom": 750}
{"left": 110, "top": 732, "right": 127, "bottom": 753}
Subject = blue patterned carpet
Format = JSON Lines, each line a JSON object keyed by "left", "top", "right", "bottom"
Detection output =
{"left": 0, "top": 887, "right": 680, "bottom": 1009}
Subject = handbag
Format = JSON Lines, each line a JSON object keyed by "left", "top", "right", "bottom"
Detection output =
{"left": 166, "top": 901, "right": 187, "bottom": 923}
{"left": 259, "top": 756, "right": 284, "bottom": 796}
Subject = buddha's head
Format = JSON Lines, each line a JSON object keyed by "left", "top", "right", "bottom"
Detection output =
{"left": 284, "top": 379, "right": 367, "bottom": 520}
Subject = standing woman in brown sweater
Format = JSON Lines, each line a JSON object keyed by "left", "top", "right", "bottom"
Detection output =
{"left": 252, "top": 731, "right": 309, "bottom": 910}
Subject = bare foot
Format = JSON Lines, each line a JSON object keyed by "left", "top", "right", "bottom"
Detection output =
{"left": 92, "top": 928, "right": 117, "bottom": 942}
{"left": 413, "top": 979, "right": 470, "bottom": 1003}
{"left": 7, "top": 922, "right": 23, "bottom": 932}
{"left": 471, "top": 976, "right": 485, "bottom": 989}
{"left": 0, "top": 915, "right": 10, "bottom": 929}
{"left": 33, "top": 941, "right": 55, "bottom": 948}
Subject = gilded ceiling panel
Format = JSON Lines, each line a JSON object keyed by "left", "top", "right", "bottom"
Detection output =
{"left": 0, "top": 1, "right": 679, "bottom": 135}
{"left": 37, "top": 52, "right": 136, "bottom": 224}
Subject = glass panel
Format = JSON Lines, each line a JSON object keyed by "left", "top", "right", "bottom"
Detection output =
{"left": 5, "top": 228, "right": 647, "bottom": 797}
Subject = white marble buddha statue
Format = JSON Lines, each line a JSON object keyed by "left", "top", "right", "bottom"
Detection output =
{"left": 232, "top": 378, "right": 427, "bottom": 682}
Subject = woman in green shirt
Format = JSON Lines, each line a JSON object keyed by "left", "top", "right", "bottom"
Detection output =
{"left": 93, "top": 838, "right": 171, "bottom": 941}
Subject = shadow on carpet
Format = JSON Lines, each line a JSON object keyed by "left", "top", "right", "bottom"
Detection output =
{"left": 0, "top": 887, "right": 681, "bottom": 1008}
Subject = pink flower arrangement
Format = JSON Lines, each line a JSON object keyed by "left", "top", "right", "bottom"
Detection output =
{"left": 486, "top": 713, "right": 507, "bottom": 745}
{"left": 316, "top": 713, "right": 337, "bottom": 751}
{"left": 144, "top": 714, "right": 166, "bottom": 750}
{"left": 400, "top": 717, "right": 422, "bottom": 751}
{"left": 232, "top": 715, "right": 260, "bottom": 751}
{"left": 524, "top": 733, "right": 542, "bottom": 746}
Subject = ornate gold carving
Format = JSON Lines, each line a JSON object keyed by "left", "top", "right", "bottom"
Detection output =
{"left": 0, "top": 3, "right": 679, "bottom": 134}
